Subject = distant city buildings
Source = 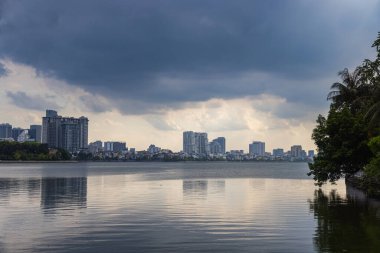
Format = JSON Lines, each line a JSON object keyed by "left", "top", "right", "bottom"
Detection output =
{"left": 104, "top": 141, "right": 127, "bottom": 152}
{"left": 209, "top": 137, "right": 226, "bottom": 155}
{"left": 0, "top": 123, "right": 12, "bottom": 139}
{"left": 249, "top": 141, "right": 265, "bottom": 156}
{"left": 183, "top": 131, "right": 210, "bottom": 156}
{"left": 273, "top": 148, "right": 284, "bottom": 157}
{"left": 0, "top": 123, "right": 42, "bottom": 142}
{"left": 29, "top": 125, "right": 42, "bottom": 142}
{"left": 148, "top": 144, "right": 161, "bottom": 154}
{"left": 291, "top": 145, "right": 303, "bottom": 158}
{"left": 11, "top": 127, "right": 23, "bottom": 141}
{"left": 88, "top": 141, "right": 103, "bottom": 154}
{"left": 42, "top": 110, "right": 89, "bottom": 153}
{"left": 1, "top": 109, "right": 316, "bottom": 161}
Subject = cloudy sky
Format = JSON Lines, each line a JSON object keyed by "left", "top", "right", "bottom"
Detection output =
{"left": 0, "top": 0, "right": 379, "bottom": 152}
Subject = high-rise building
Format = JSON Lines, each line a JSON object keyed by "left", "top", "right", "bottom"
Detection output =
{"left": 291, "top": 145, "right": 303, "bottom": 158}
{"left": 183, "top": 131, "right": 196, "bottom": 154}
{"left": 273, "top": 148, "right": 284, "bottom": 157}
{"left": 183, "top": 131, "right": 209, "bottom": 155}
{"left": 308, "top": 150, "right": 315, "bottom": 158}
{"left": 249, "top": 141, "right": 265, "bottom": 156}
{"left": 88, "top": 141, "right": 103, "bottom": 154}
{"left": 11, "top": 127, "right": 24, "bottom": 141}
{"left": 42, "top": 110, "right": 60, "bottom": 147}
{"left": 209, "top": 137, "right": 226, "bottom": 155}
{"left": 0, "top": 123, "right": 12, "bottom": 139}
{"left": 195, "top": 132, "right": 209, "bottom": 155}
{"left": 104, "top": 141, "right": 126, "bottom": 152}
{"left": 42, "top": 110, "right": 89, "bottom": 153}
{"left": 29, "top": 125, "right": 42, "bottom": 142}
{"left": 209, "top": 140, "right": 222, "bottom": 155}
{"left": 148, "top": 144, "right": 161, "bottom": 154}
{"left": 17, "top": 130, "right": 30, "bottom": 142}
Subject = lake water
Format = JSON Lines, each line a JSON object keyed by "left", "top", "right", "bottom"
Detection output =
{"left": 0, "top": 162, "right": 380, "bottom": 252}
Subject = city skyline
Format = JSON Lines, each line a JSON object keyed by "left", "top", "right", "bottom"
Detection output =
{"left": 0, "top": 1, "right": 379, "bottom": 152}
{"left": 1, "top": 109, "right": 310, "bottom": 154}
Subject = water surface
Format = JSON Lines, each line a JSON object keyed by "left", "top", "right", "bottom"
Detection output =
{"left": 0, "top": 162, "right": 379, "bottom": 252}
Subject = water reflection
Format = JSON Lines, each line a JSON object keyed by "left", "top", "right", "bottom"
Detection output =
{"left": 41, "top": 177, "right": 87, "bottom": 211}
{"left": 183, "top": 180, "right": 208, "bottom": 198}
{"left": 309, "top": 186, "right": 380, "bottom": 252}
{"left": 0, "top": 178, "right": 41, "bottom": 201}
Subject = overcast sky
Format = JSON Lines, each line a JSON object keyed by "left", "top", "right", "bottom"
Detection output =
{"left": 0, "top": 0, "right": 379, "bottom": 151}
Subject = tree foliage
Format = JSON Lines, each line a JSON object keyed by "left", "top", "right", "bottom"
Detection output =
{"left": 0, "top": 141, "right": 71, "bottom": 161}
{"left": 309, "top": 32, "right": 380, "bottom": 185}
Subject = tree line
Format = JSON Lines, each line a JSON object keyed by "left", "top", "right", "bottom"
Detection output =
{"left": 0, "top": 141, "right": 71, "bottom": 161}
{"left": 309, "top": 32, "right": 380, "bottom": 194}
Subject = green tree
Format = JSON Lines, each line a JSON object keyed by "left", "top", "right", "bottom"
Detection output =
{"left": 308, "top": 108, "right": 371, "bottom": 185}
{"left": 327, "top": 68, "right": 363, "bottom": 111}
{"left": 309, "top": 32, "right": 380, "bottom": 187}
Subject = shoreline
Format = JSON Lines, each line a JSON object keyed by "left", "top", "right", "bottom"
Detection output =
{"left": 0, "top": 160, "right": 308, "bottom": 164}
{"left": 0, "top": 160, "right": 79, "bottom": 163}
{"left": 345, "top": 176, "right": 380, "bottom": 199}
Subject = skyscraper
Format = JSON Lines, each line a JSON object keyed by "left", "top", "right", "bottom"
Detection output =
{"left": 42, "top": 110, "right": 89, "bottom": 152}
{"left": 29, "top": 125, "right": 42, "bottom": 142}
{"left": 273, "top": 148, "right": 284, "bottom": 157}
{"left": 42, "top": 110, "right": 60, "bottom": 147}
{"left": 183, "top": 131, "right": 196, "bottom": 154}
{"left": 11, "top": 127, "right": 24, "bottom": 141}
{"left": 0, "top": 123, "right": 12, "bottom": 139}
{"left": 195, "top": 132, "right": 209, "bottom": 155}
{"left": 249, "top": 141, "right": 265, "bottom": 156}
{"left": 291, "top": 145, "right": 303, "bottom": 158}
{"left": 104, "top": 141, "right": 126, "bottom": 152}
{"left": 183, "top": 131, "right": 209, "bottom": 155}
{"left": 209, "top": 137, "right": 226, "bottom": 155}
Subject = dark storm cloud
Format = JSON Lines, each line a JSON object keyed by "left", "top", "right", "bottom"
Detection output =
{"left": 0, "top": 0, "right": 379, "bottom": 114}
{"left": 79, "top": 95, "right": 110, "bottom": 113}
{"left": 6, "top": 91, "right": 61, "bottom": 111}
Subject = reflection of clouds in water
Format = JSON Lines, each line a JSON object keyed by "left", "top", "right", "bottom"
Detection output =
{"left": 208, "top": 180, "right": 225, "bottom": 195}
{"left": 249, "top": 179, "right": 266, "bottom": 191}
{"left": 41, "top": 178, "right": 87, "bottom": 213}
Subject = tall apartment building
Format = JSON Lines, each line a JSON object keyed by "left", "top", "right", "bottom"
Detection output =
{"left": 209, "top": 137, "right": 226, "bottom": 155}
{"left": 183, "top": 131, "right": 196, "bottom": 154}
{"left": 104, "top": 141, "right": 126, "bottom": 152}
{"left": 42, "top": 110, "right": 89, "bottom": 153}
{"left": 272, "top": 148, "right": 284, "bottom": 157}
{"left": 249, "top": 141, "right": 265, "bottom": 156}
{"left": 11, "top": 127, "right": 24, "bottom": 141}
{"left": 183, "top": 131, "right": 210, "bottom": 155}
{"left": 29, "top": 125, "right": 42, "bottom": 142}
{"left": 291, "top": 145, "right": 303, "bottom": 158}
{"left": 0, "top": 123, "right": 12, "bottom": 139}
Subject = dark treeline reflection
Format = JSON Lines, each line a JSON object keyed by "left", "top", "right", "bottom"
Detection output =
{"left": 0, "top": 177, "right": 87, "bottom": 212}
{"left": 309, "top": 187, "right": 380, "bottom": 253}
{"left": 0, "top": 178, "right": 41, "bottom": 200}
{"left": 41, "top": 178, "right": 87, "bottom": 211}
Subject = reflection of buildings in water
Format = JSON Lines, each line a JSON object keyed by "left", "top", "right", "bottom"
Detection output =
{"left": 40, "top": 177, "right": 87, "bottom": 210}
{"left": 0, "top": 178, "right": 41, "bottom": 201}
{"left": 183, "top": 180, "right": 208, "bottom": 198}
